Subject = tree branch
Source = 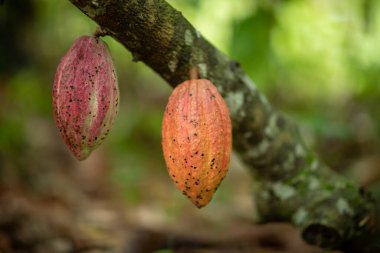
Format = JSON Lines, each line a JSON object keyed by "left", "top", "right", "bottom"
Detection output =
{"left": 68, "top": 0, "right": 379, "bottom": 251}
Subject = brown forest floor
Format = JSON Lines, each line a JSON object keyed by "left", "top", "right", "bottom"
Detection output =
{"left": 0, "top": 140, "right": 346, "bottom": 253}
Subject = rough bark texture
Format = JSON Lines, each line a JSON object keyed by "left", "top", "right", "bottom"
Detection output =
{"left": 68, "top": 0, "right": 380, "bottom": 251}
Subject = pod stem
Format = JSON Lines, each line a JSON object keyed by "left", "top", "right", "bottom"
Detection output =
{"left": 189, "top": 67, "right": 199, "bottom": 80}
{"left": 93, "top": 26, "right": 109, "bottom": 38}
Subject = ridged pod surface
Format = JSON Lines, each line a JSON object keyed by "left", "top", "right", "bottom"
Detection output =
{"left": 162, "top": 79, "right": 232, "bottom": 208}
{"left": 53, "top": 36, "right": 119, "bottom": 160}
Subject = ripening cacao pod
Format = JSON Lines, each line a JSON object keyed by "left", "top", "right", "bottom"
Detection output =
{"left": 52, "top": 36, "right": 119, "bottom": 160}
{"left": 162, "top": 79, "right": 232, "bottom": 208}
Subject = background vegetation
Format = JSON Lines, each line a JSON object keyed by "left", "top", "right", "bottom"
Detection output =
{"left": 1, "top": 0, "right": 380, "bottom": 252}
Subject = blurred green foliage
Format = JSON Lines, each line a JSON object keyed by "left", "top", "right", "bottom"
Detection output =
{"left": 1, "top": 0, "right": 380, "bottom": 203}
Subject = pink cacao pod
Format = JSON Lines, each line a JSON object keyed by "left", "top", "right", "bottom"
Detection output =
{"left": 162, "top": 79, "right": 232, "bottom": 208}
{"left": 52, "top": 36, "right": 119, "bottom": 160}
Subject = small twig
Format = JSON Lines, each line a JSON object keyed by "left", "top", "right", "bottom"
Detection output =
{"left": 189, "top": 67, "right": 199, "bottom": 80}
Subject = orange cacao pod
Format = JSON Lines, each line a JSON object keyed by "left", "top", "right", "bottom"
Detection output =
{"left": 162, "top": 79, "right": 232, "bottom": 208}
{"left": 52, "top": 36, "right": 119, "bottom": 160}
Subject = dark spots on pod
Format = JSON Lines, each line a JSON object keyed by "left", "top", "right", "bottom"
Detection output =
{"left": 172, "top": 138, "right": 176, "bottom": 142}
{"left": 201, "top": 153, "right": 204, "bottom": 157}
{"left": 187, "top": 173, "right": 191, "bottom": 176}
{"left": 196, "top": 195, "right": 203, "bottom": 200}
{"left": 195, "top": 200, "right": 200, "bottom": 206}
{"left": 210, "top": 158, "right": 216, "bottom": 169}
{"left": 195, "top": 151, "right": 198, "bottom": 155}
{"left": 70, "top": 85, "right": 74, "bottom": 89}
{"left": 210, "top": 94, "right": 216, "bottom": 99}
{"left": 171, "top": 174, "right": 176, "bottom": 178}
{"left": 214, "top": 181, "right": 223, "bottom": 192}
{"left": 195, "top": 181, "right": 199, "bottom": 186}
{"left": 190, "top": 119, "right": 198, "bottom": 128}
{"left": 189, "top": 93, "right": 192, "bottom": 96}
{"left": 175, "top": 181, "right": 178, "bottom": 183}
{"left": 205, "top": 189, "right": 210, "bottom": 192}
{"left": 186, "top": 186, "right": 190, "bottom": 190}
{"left": 193, "top": 133, "right": 198, "bottom": 137}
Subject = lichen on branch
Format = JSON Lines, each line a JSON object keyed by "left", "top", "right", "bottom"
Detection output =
{"left": 69, "top": 0, "right": 379, "bottom": 251}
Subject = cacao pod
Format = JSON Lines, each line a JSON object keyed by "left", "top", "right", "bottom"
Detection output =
{"left": 52, "top": 36, "right": 119, "bottom": 160}
{"left": 162, "top": 79, "right": 232, "bottom": 208}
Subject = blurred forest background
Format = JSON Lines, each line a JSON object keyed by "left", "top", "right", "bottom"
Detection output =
{"left": 1, "top": 0, "right": 380, "bottom": 252}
